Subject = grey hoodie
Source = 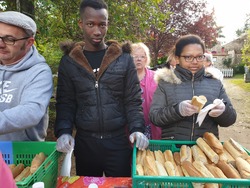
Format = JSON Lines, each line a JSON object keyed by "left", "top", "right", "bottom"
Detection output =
{"left": 0, "top": 45, "right": 53, "bottom": 141}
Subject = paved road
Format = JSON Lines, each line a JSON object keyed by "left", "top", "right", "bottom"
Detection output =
{"left": 219, "top": 78, "right": 250, "bottom": 150}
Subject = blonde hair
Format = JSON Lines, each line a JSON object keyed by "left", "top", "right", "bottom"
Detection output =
{"left": 131, "top": 42, "right": 151, "bottom": 66}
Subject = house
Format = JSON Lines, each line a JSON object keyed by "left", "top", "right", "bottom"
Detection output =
{"left": 209, "top": 33, "right": 247, "bottom": 69}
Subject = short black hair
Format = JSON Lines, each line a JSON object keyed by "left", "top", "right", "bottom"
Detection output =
{"left": 79, "top": 0, "right": 108, "bottom": 15}
{"left": 174, "top": 34, "right": 205, "bottom": 57}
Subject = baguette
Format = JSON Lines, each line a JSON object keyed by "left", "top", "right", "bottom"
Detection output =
{"left": 30, "top": 152, "right": 46, "bottom": 174}
{"left": 144, "top": 156, "right": 158, "bottom": 176}
{"left": 219, "top": 148, "right": 236, "bottom": 167}
{"left": 163, "top": 150, "right": 176, "bottom": 165}
{"left": 205, "top": 163, "right": 227, "bottom": 179}
{"left": 146, "top": 149, "right": 155, "bottom": 160}
{"left": 193, "top": 160, "right": 214, "bottom": 178}
{"left": 154, "top": 150, "right": 165, "bottom": 165}
{"left": 216, "top": 160, "right": 241, "bottom": 179}
{"left": 196, "top": 137, "right": 219, "bottom": 164}
{"left": 155, "top": 161, "right": 168, "bottom": 176}
{"left": 176, "top": 165, "right": 184, "bottom": 176}
{"left": 235, "top": 157, "right": 250, "bottom": 179}
{"left": 173, "top": 152, "right": 181, "bottom": 166}
{"left": 180, "top": 145, "right": 192, "bottom": 163}
{"left": 8, "top": 164, "right": 16, "bottom": 174}
{"left": 191, "top": 145, "right": 208, "bottom": 164}
{"left": 203, "top": 132, "right": 223, "bottom": 154}
{"left": 136, "top": 164, "right": 144, "bottom": 176}
{"left": 228, "top": 138, "right": 248, "bottom": 159}
{"left": 223, "top": 140, "right": 248, "bottom": 160}
{"left": 191, "top": 95, "right": 207, "bottom": 112}
{"left": 136, "top": 149, "right": 147, "bottom": 165}
{"left": 14, "top": 167, "right": 31, "bottom": 182}
{"left": 246, "top": 156, "right": 250, "bottom": 164}
{"left": 181, "top": 161, "right": 203, "bottom": 177}
{"left": 164, "top": 161, "right": 176, "bottom": 176}
{"left": 12, "top": 163, "right": 25, "bottom": 178}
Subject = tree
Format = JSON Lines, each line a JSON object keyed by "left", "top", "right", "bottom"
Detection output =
{"left": 242, "top": 30, "right": 250, "bottom": 65}
{"left": 146, "top": 0, "right": 220, "bottom": 66}
{"left": 236, "top": 14, "right": 250, "bottom": 37}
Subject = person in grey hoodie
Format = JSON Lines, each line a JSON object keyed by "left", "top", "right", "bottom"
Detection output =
{"left": 0, "top": 11, "right": 53, "bottom": 141}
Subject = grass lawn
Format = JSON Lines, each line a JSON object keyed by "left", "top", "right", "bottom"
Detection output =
{"left": 227, "top": 74, "right": 250, "bottom": 92}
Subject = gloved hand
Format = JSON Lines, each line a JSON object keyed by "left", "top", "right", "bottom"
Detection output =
{"left": 209, "top": 99, "right": 225, "bottom": 117}
{"left": 56, "top": 134, "right": 75, "bottom": 153}
{"left": 129, "top": 132, "right": 149, "bottom": 150}
{"left": 179, "top": 100, "right": 199, "bottom": 116}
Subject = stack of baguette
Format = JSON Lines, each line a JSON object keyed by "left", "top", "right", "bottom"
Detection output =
{"left": 136, "top": 132, "right": 250, "bottom": 183}
{"left": 8, "top": 152, "right": 47, "bottom": 182}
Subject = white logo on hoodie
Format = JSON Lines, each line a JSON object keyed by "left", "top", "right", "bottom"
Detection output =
{"left": 0, "top": 81, "right": 17, "bottom": 103}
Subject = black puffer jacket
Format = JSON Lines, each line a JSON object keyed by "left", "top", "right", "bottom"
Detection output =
{"left": 149, "top": 65, "right": 236, "bottom": 141}
{"left": 54, "top": 41, "right": 144, "bottom": 138}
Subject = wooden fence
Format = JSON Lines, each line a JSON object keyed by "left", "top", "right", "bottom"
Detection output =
{"left": 220, "top": 69, "right": 234, "bottom": 78}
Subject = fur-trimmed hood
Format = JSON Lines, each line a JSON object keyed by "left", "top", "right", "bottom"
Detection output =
{"left": 58, "top": 40, "right": 132, "bottom": 80}
{"left": 154, "top": 66, "right": 221, "bottom": 85}
{"left": 59, "top": 40, "right": 131, "bottom": 55}
{"left": 154, "top": 67, "right": 182, "bottom": 84}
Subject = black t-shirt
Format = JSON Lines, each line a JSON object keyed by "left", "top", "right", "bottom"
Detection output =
{"left": 83, "top": 49, "right": 106, "bottom": 74}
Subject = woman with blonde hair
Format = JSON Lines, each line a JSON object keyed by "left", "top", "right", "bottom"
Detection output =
{"left": 131, "top": 42, "right": 162, "bottom": 139}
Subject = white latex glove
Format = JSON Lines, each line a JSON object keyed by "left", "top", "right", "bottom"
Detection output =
{"left": 179, "top": 100, "right": 199, "bottom": 116}
{"left": 209, "top": 99, "right": 225, "bottom": 117}
{"left": 56, "top": 134, "right": 75, "bottom": 153}
{"left": 129, "top": 132, "right": 149, "bottom": 150}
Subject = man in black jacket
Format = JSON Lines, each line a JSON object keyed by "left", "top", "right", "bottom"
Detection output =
{"left": 54, "top": 0, "right": 148, "bottom": 177}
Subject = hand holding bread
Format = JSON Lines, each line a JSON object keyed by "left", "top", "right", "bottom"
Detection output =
{"left": 191, "top": 95, "right": 207, "bottom": 112}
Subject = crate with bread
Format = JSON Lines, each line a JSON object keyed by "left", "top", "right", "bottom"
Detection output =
{"left": 132, "top": 132, "right": 250, "bottom": 187}
{"left": 0, "top": 141, "right": 61, "bottom": 188}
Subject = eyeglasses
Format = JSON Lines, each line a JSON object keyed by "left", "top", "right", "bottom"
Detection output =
{"left": 180, "top": 55, "right": 205, "bottom": 62}
{"left": 0, "top": 36, "right": 30, "bottom": 45}
{"left": 133, "top": 55, "right": 146, "bottom": 60}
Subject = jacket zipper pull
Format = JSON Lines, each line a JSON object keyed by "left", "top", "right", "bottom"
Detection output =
{"left": 95, "top": 81, "right": 98, "bottom": 88}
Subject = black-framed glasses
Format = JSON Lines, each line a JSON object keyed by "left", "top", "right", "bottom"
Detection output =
{"left": 0, "top": 36, "right": 30, "bottom": 45}
{"left": 180, "top": 55, "right": 205, "bottom": 62}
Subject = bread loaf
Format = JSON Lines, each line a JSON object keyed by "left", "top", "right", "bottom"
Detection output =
{"left": 223, "top": 140, "right": 248, "bottom": 160}
{"left": 196, "top": 137, "right": 219, "bottom": 164}
{"left": 228, "top": 138, "right": 248, "bottom": 159}
{"left": 193, "top": 160, "right": 214, "bottom": 178}
{"left": 146, "top": 149, "right": 155, "bottom": 160}
{"left": 191, "top": 95, "right": 207, "bottom": 112}
{"left": 180, "top": 145, "right": 192, "bottom": 163}
{"left": 12, "top": 163, "right": 25, "bottom": 178}
{"left": 30, "top": 152, "right": 46, "bottom": 174}
{"left": 155, "top": 161, "right": 168, "bottom": 176}
{"left": 163, "top": 150, "right": 176, "bottom": 165}
{"left": 181, "top": 161, "right": 203, "bottom": 177}
{"left": 164, "top": 161, "right": 176, "bottom": 176}
{"left": 136, "top": 150, "right": 144, "bottom": 165}
{"left": 14, "top": 166, "right": 31, "bottom": 182}
{"left": 144, "top": 156, "right": 158, "bottom": 176}
{"left": 219, "top": 148, "right": 236, "bottom": 167}
{"left": 205, "top": 163, "right": 227, "bottom": 179}
{"left": 216, "top": 160, "right": 241, "bottom": 179}
{"left": 136, "top": 164, "right": 144, "bottom": 176}
{"left": 154, "top": 150, "right": 165, "bottom": 165}
{"left": 173, "top": 152, "right": 181, "bottom": 166}
{"left": 191, "top": 145, "right": 208, "bottom": 164}
{"left": 203, "top": 132, "right": 223, "bottom": 154}
{"left": 235, "top": 157, "right": 250, "bottom": 179}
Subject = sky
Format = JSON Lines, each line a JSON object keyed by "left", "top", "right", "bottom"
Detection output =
{"left": 208, "top": 0, "right": 250, "bottom": 44}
